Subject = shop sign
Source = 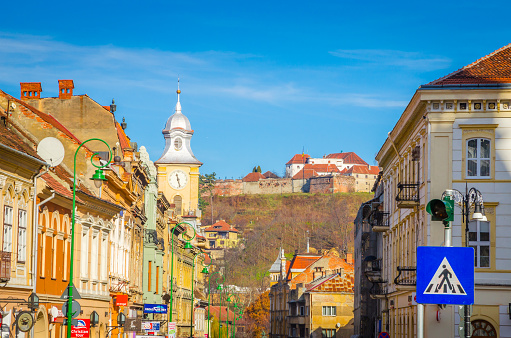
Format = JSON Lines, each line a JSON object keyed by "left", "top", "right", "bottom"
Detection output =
{"left": 71, "top": 319, "right": 90, "bottom": 338}
{"left": 168, "top": 322, "right": 176, "bottom": 338}
{"left": 115, "top": 295, "right": 129, "bottom": 306}
{"left": 142, "top": 321, "right": 160, "bottom": 331}
{"left": 143, "top": 304, "right": 167, "bottom": 314}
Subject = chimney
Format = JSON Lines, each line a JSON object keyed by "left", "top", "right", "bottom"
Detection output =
{"left": 20, "top": 82, "right": 42, "bottom": 100}
{"left": 58, "top": 80, "right": 74, "bottom": 99}
{"left": 346, "top": 253, "right": 353, "bottom": 265}
{"left": 280, "top": 248, "right": 286, "bottom": 281}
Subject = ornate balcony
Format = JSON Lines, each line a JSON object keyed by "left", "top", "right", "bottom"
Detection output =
{"left": 370, "top": 211, "right": 390, "bottom": 232}
{"left": 0, "top": 251, "right": 10, "bottom": 282}
{"left": 396, "top": 182, "right": 420, "bottom": 208}
{"left": 394, "top": 266, "right": 417, "bottom": 286}
{"left": 369, "top": 281, "right": 388, "bottom": 299}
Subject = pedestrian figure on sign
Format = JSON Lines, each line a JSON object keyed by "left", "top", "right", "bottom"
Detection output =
{"left": 435, "top": 264, "right": 453, "bottom": 293}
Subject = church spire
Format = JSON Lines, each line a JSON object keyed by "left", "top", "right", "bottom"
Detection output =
{"left": 175, "top": 77, "right": 182, "bottom": 113}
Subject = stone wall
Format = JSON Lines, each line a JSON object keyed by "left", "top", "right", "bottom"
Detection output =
{"left": 309, "top": 175, "right": 355, "bottom": 194}
{"left": 244, "top": 178, "right": 293, "bottom": 195}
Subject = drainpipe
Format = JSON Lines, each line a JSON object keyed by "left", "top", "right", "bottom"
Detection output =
{"left": 32, "top": 167, "right": 51, "bottom": 293}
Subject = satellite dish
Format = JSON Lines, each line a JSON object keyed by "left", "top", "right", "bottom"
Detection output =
{"left": 37, "top": 137, "right": 65, "bottom": 167}
{"left": 50, "top": 306, "right": 58, "bottom": 319}
{"left": 11, "top": 102, "right": 16, "bottom": 109}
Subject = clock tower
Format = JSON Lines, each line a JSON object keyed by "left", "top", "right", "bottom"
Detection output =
{"left": 155, "top": 83, "right": 202, "bottom": 220}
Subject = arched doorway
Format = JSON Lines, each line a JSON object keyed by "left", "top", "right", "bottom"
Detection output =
{"left": 33, "top": 308, "right": 48, "bottom": 338}
{"left": 472, "top": 319, "right": 497, "bottom": 337}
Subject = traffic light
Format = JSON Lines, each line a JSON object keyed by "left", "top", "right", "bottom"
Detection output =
{"left": 426, "top": 196, "right": 454, "bottom": 222}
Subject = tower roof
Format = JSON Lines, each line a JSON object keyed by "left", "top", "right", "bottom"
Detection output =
{"left": 164, "top": 81, "right": 192, "bottom": 131}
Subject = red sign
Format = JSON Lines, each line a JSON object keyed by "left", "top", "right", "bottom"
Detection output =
{"left": 71, "top": 319, "right": 90, "bottom": 338}
{"left": 116, "top": 295, "right": 129, "bottom": 306}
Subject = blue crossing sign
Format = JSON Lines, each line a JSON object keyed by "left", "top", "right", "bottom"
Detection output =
{"left": 416, "top": 246, "right": 474, "bottom": 305}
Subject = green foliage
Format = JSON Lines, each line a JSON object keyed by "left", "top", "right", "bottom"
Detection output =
{"left": 209, "top": 316, "right": 228, "bottom": 338}
{"left": 198, "top": 172, "right": 217, "bottom": 213}
{"left": 257, "top": 165, "right": 261, "bottom": 173}
{"left": 252, "top": 166, "right": 262, "bottom": 173}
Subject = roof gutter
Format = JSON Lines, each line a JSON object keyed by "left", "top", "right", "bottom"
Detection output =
{"left": 419, "top": 83, "right": 511, "bottom": 90}
{"left": 0, "top": 142, "right": 47, "bottom": 166}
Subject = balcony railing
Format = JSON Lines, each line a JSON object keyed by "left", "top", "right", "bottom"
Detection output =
{"left": 395, "top": 183, "right": 420, "bottom": 208}
{"left": 370, "top": 211, "right": 390, "bottom": 232}
{"left": 369, "top": 282, "right": 388, "bottom": 299}
{"left": 0, "top": 251, "right": 11, "bottom": 282}
{"left": 394, "top": 266, "right": 417, "bottom": 286}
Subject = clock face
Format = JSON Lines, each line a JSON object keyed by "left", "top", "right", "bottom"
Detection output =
{"left": 168, "top": 169, "right": 188, "bottom": 190}
{"left": 16, "top": 311, "right": 34, "bottom": 332}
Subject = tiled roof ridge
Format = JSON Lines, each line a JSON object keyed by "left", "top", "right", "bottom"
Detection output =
{"left": 115, "top": 122, "right": 131, "bottom": 150}
{"left": 0, "top": 90, "right": 92, "bottom": 153}
{"left": 426, "top": 43, "right": 511, "bottom": 86}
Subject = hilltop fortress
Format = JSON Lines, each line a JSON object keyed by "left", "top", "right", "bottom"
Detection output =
{"left": 206, "top": 152, "right": 380, "bottom": 196}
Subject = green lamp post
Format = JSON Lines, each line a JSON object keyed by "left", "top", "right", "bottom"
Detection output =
{"left": 67, "top": 139, "right": 112, "bottom": 338}
{"left": 169, "top": 221, "right": 194, "bottom": 324}
{"left": 205, "top": 254, "right": 222, "bottom": 338}
{"left": 226, "top": 293, "right": 240, "bottom": 338}
{"left": 207, "top": 269, "right": 225, "bottom": 338}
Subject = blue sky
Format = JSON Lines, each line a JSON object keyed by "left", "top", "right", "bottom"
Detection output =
{"left": 1, "top": 1, "right": 510, "bottom": 178}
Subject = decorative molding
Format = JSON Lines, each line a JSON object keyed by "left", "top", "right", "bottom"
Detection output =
{"left": 14, "top": 182, "right": 23, "bottom": 195}
{"left": 0, "top": 175, "right": 7, "bottom": 190}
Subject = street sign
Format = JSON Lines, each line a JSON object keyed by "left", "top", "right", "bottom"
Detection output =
{"left": 416, "top": 246, "right": 474, "bottom": 305}
{"left": 71, "top": 319, "right": 90, "bottom": 338}
{"left": 378, "top": 332, "right": 390, "bottom": 338}
{"left": 142, "top": 321, "right": 160, "bottom": 331}
{"left": 62, "top": 300, "right": 81, "bottom": 319}
{"left": 61, "top": 284, "right": 82, "bottom": 300}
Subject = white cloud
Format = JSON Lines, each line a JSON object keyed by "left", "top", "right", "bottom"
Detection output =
{"left": 329, "top": 49, "right": 451, "bottom": 71}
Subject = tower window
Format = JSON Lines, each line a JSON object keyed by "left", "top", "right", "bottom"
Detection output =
{"left": 174, "top": 137, "right": 183, "bottom": 150}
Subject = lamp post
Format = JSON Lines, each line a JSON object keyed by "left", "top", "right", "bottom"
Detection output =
{"left": 67, "top": 139, "right": 111, "bottom": 338}
{"left": 441, "top": 185, "right": 486, "bottom": 338}
{"left": 169, "top": 221, "right": 193, "bottom": 324}
{"left": 226, "top": 294, "right": 240, "bottom": 338}
{"left": 207, "top": 270, "right": 224, "bottom": 338}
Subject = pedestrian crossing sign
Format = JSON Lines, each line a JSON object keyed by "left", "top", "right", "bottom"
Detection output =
{"left": 416, "top": 246, "right": 474, "bottom": 305}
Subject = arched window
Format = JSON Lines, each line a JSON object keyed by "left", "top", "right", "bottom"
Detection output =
{"left": 467, "top": 138, "right": 491, "bottom": 178}
{"left": 471, "top": 319, "right": 497, "bottom": 337}
{"left": 174, "top": 196, "right": 182, "bottom": 216}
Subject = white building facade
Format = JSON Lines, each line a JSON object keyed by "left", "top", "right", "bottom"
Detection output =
{"left": 373, "top": 45, "right": 511, "bottom": 337}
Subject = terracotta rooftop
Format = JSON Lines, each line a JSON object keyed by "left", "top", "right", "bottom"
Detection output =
{"left": 116, "top": 122, "right": 131, "bottom": 151}
{"left": 242, "top": 172, "right": 266, "bottom": 182}
{"left": 206, "top": 306, "right": 237, "bottom": 322}
{"left": 41, "top": 173, "right": 84, "bottom": 203}
{"left": 426, "top": 44, "right": 511, "bottom": 86}
{"left": 286, "top": 154, "right": 310, "bottom": 165}
{"left": 0, "top": 119, "right": 41, "bottom": 160}
{"left": 263, "top": 171, "right": 279, "bottom": 179}
{"left": 288, "top": 253, "right": 354, "bottom": 287}
{"left": 325, "top": 152, "right": 368, "bottom": 165}
{"left": 292, "top": 163, "right": 341, "bottom": 180}
{"left": 343, "top": 165, "right": 380, "bottom": 175}
{"left": 204, "top": 220, "right": 239, "bottom": 233}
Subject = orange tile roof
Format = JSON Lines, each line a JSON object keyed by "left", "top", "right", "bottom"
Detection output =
{"left": 206, "top": 306, "right": 237, "bottom": 322}
{"left": 41, "top": 173, "right": 84, "bottom": 203}
{"left": 292, "top": 164, "right": 340, "bottom": 180}
{"left": 289, "top": 253, "right": 354, "bottom": 287}
{"left": 426, "top": 44, "right": 511, "bottom": 86}
{"left": 204, "top": 220, "right": 239, "bottom": 233}
{"left": 263, "top": 171, "right": 279, "bottom": 178}
{"left": 292, "top": 168, "right": 318, "bottom": 180}
{"left": 344, "top": 165, "right": 380, "bottom": 175}
{"left": 325, "top": 152, "right": 368, "bottom": 165}
{"left": 242, "top": 172, "right": 266, "bottom": 182}
{"left": 0, "top": 90, "right": 87, "bottom": 150}
{"left": 116, "top": 122, "right": 131, "bottom": 150}
{"left": 286, "top": 154, "right": 310, "bottom": 165}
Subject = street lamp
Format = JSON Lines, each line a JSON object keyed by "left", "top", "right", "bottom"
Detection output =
{"left": 207, "top": 269, "right": 224, "bottom": 338}
{"left": 67, "top": 139, "right": 111, "bottom": 338}
{"left": 227, "top": 293, "right": 240, "bottom": 338}
{"left": 169, "top": 221, "right": 194, "bottom": 324}
{"left": 188, "top": 249, "right": 207, "bottom": 338}
{"left": 441, "top": 185, "right": 486, "bottom": 338}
